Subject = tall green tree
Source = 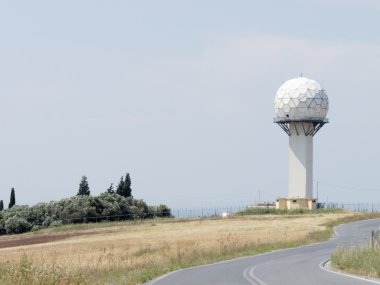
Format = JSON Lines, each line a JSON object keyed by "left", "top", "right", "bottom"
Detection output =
{"left": 0, "top": 200, "right": 3, "bottom": 211}
{"left": 77, "top": 176, "right": 90, "bottom": 196}
{"left": 116, "top": 176, "right": 124, "bottom": 196}
{"left": 9, "top": 188, "right": 15, "bottom": 208}
{"left": 116, "top": 173, "right": 132, "bottom": 197}
{"left": 124, "top": 173, "right": 132, "bottom": 197}
{"left": 106, "top": 183, "right": 114, "bottom": 194}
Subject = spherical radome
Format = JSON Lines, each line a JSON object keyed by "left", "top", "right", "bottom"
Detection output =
{"left": 274, "top": 77, "right": 329, "bottom": 121}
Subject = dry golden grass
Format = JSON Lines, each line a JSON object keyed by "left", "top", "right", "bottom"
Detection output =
{"left": 0, "top": 213, "right": 356, "bottom": 284}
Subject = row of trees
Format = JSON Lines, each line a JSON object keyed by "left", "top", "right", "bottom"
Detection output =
{"left": 77, "top": 173, "right": 132, "bottom": 198}
{"left": 0, "top": 172, "right": 171, "bottom": 234}
{"left": 0, "top": 172, "right": 134, "bottom": 211}
{"left": 0, "top": 193, "right": 171, "bottom": 234}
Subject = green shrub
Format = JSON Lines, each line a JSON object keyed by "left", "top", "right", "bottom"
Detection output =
{"left": 5, "top": 216, "right": 32, "bottom": 234}
{"left": 31, "top": 225, "right": 41, "bottom": 232}
{"left": 42, "top": 216, "right": 54, "bottom": 228}
{"left": 155, "top": 204, "right": 172, "bottom": 217}
{"left": 49, "top": 220, "right": 63, "bottom": 228}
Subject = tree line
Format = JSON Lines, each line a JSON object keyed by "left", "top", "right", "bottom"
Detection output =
{"left": 77, "top": 173, "right": 132, "bottom": 198}
{"left": 0, "top": 172, "right": 171, "bottom": 234}
{"left": 0, "top": 187, "right": 16, "bottom": 211}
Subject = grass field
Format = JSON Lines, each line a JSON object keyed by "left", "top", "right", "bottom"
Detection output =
{"left": 0, "top": 211, "right": 377, "bottom": 285}
{"left": 331, "top": 246, "right": 380, "bottom": 279}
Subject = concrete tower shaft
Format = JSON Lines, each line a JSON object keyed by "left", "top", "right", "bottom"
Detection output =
{"left": 288, "top": 122, "right": 313, "bottom": 199}
{"left": 275, "top": 119, "right": 327, "bottom": 200}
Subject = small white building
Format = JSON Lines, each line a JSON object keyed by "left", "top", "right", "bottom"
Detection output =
{"left": 274, "top": 77, "right": 329, "bottom": 210}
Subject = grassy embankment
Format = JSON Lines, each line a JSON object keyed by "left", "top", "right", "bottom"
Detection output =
{"left": 0, "top": 210, "right": 379, "bottom": 285}
{"left": 331, "top": 243, "right": 380, "bottom": 279}
{"left": 331, "top": 247, "right": 380, "bottom": 279}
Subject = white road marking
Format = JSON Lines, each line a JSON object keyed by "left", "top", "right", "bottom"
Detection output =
{"left": 243, "top": 266, "right": 267, "bottom": 285}
{"left": 243, "top": 267, "right": 256, "bottom": 285}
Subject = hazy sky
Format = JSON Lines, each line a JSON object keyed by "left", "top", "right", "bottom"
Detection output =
{"left": 1, "top": 0, "right": 380, "bottom": 208}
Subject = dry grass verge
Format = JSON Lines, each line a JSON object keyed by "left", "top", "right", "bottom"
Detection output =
{"left": 0, "top": 212, "right": 378, "bottom": 285}
{"left": 331, "top": 215, "right": 380, "bottom": 281}
{"left": 331, "top": 247, "right": 380, "bottom": 279}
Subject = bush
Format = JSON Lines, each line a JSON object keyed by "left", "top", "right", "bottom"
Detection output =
{"left": 0, "top": 227, "right": 6, "bottom": 235}
{"left": 31, "top": 225, "right": 41, "bottom": 232}
{"left": 5, "top": 217, "right": 32, "bottom": 234}
{"left": 49, "top": 220, "right": 63, "bottom": 228}
{"left": 156, "top": 204, "right": 172, "bottom": 217}
{"left": 42, "top": 216, "right": 54, "bottom": 228}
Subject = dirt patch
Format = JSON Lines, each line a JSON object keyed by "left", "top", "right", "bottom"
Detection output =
{"left": 0, "top": 231, "right": 109, "bottom": 249}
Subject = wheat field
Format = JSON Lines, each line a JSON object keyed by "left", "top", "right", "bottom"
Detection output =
{"left": 0, "top": 213, "right": 352, "bottom": 284}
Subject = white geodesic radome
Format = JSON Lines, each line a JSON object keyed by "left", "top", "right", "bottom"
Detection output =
{"left": 274, "top": 77, "right": 329, "bottom": 121}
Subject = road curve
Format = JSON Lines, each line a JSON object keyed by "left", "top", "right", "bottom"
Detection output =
{"left": 146, "top": 218, "right": 380, "bottom": 285}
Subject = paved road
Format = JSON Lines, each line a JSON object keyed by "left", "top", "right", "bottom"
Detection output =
{"left": 147, "top": 218, "right": 380, "bottom": 285}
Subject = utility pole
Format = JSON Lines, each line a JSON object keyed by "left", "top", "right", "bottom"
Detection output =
{"left": 258, "top": 190, "right": 261, "bottom": 203}
{"left": 317, "top": 181, "right": 319, "bottom": 200}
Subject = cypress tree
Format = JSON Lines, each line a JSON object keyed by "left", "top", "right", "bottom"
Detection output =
{"left": 116, "top": 176, "right": 124, "bottom": 196}
{"left": 0, "top": 200, "right": 3, "bottom": 211}
{"left": 123, "top": 173, "right": 132, "bottom": 197}
{"left": 107, "top": 183, "right": 114, "bottom": 194}
{"left": 77, "top": 176, "right": 90, "bottom": 196}
{"left": 9, "top": 188, "right": 15, "bottom": 208}
{"left": 116, "top": 173, "right": 132, "bottom": 197}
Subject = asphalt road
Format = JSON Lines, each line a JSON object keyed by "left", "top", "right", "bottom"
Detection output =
{"left": 147, "top": 218, "right": 380, "bottom": 285}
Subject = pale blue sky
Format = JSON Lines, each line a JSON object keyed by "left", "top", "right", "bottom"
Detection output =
{"left": 1, "top": 1, "right": 380, "bottom": 208}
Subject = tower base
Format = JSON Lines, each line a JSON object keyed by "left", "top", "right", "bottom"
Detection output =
{"left": 276, "top": 198, "right": 317, "bottom": 210}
